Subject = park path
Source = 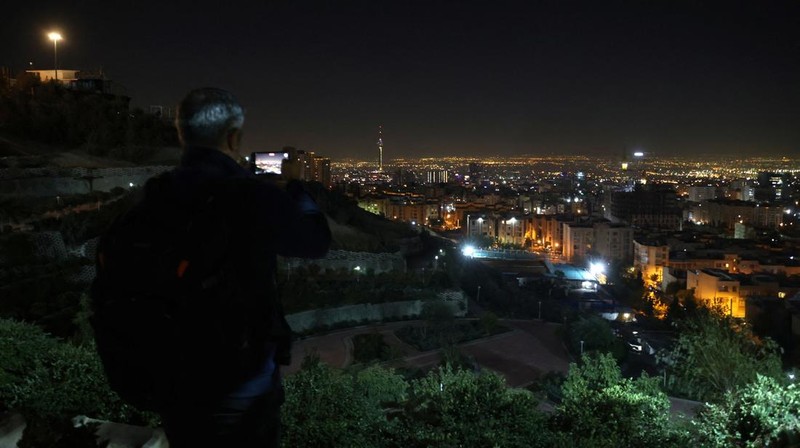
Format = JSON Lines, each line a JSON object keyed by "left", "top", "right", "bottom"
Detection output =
{"left": 286, "top": 319, "right": 571, "bottom": 388}
{"left": 286, "top": 320, "right": 423, "bottom": 374}
{"left": 287, "top": 318, "right": 700, "bottom": 416}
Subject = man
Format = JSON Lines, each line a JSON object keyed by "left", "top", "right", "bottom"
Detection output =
{"left": 140, "top": 88, "right": 330, "bottom": 445}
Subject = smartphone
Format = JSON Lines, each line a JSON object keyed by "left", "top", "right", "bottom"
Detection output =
{"left": 252, "top": 151, "right": 289, "bottom": 175}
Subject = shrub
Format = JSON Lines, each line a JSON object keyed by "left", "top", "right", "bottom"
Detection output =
{"left": 658, "top": 310, "right": 783, "bottom": 402}
{"left": 552, "top": 353, "right": 684, "bottom": 447}
{"left": 352, "top": 332, "right": 393, "bottom": 363}
{"left": 393, "top": 366, "right": 550, "bottom": 447}
{"left": 281, "top": 360, "right": 405, "bottom": 447}
{"left": 692, "top": 375, "right": 800, "bottom": 447}
{"left": 0, "top": 319, "right": 154, "bottom": 444}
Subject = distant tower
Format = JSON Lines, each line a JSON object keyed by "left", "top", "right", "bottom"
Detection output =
{"left": 377, "top": 125, "right": 384, "bottom": 172}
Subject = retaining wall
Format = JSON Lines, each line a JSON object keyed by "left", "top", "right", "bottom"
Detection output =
{"left": 0, "top": 166, "right": 172, "bottom": 196}
{"left": 285, "top": 290, "right": 466, "bottom": 332}
{"left": 282, "top": 250, "right": 406, "bottom": 274}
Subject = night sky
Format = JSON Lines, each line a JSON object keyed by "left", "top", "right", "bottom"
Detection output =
{"left": 3, "top": 0, "right": 799, "bottom": 159}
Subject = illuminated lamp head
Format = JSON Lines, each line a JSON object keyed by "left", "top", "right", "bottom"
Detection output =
{"left": 589, "top": 262, "right": 605, "bottom": 276}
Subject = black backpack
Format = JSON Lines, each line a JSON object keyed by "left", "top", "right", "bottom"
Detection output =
{"left": 90, "top": 174, "right": 277, "bottom": 411}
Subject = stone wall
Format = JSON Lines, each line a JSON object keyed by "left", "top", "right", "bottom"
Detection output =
{"left": 285, "top": 290, "right": 466, "bottom": 332}
{"left": 0, "top": 231, "right": 68, "bottom": 264}
{"left": 13, "top": 229, "right": 468, "bottom": 333}
{"left": 0, "top": 166, "right": 172, "bottom": 196}
{"left": 29, "top": 231, "right": 69, "bottom": 260}
{"left": 282, "top": 250, "right": 406, "bottom": 274}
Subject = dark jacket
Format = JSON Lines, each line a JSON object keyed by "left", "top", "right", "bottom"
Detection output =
{"left": 172, "top": 146, "right": 331, "bottom": 260}
{"left": 91, "top": 146, "right": 330, "bottom": 414}
{"left": 161, "top": 146, "right": 331, "bottom": 367}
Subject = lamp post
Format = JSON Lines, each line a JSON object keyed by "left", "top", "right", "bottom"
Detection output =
{"left": 508, "top": 217, "right": 517, "bottom": 246}
{"left": 48, "top": 32, "right": 62, "bottom": 81}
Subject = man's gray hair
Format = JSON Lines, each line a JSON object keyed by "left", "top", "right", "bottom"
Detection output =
{"left": 176, "top": 88, "right": 245, "bottom": 147}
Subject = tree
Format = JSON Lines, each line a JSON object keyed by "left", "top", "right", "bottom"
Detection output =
{"left": 552, "top": 353, "right": 682, "bottom": 447}
{"left": 280, "top": 359, "right": 405, "bottom": 448}
{"left": 568, "top": 315, "right": 626, "bottom": 360}
{"left": 352, "top": 332, "right": 392, "bottom": 364}
{"left": 420, "top": 300, "right": 457, "bottom": 344}
{"left": 0, "top": 319, "right": 153, "bottom": 446}
{"left": 479, "top": 311, "right": 500, "bottom": 336}
{"left": 665, "top": 281, "right": 680, "bottom": 296}
{"left": 393, "top": 366, "right": 550, "bottom": 447}
{"left": 692, "top": 375, "right": 800, "bottom": 447}
{"left": 658, "top": 310, "right": 783, "bottom": 402}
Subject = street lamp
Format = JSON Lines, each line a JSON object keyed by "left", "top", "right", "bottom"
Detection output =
{"left": 48, "top": 32, "right": 62, "bottom": 81}
{"left": 508, "top": 217, "right": 517, "bottom": 245}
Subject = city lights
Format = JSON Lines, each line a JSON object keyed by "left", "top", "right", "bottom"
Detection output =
{"left": 1, "top": 2, "right": 799, "bottom": 445}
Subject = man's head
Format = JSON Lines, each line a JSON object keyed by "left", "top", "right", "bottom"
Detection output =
{"left": 176, "top": 88, "right": 244, "bottom": 157}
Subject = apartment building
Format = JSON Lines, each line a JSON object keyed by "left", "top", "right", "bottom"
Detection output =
{"left": 562, "top": 221, "right": 633, "bottom": 263}
{"left": 687, "top": 269, "right": 782, "bottom": 318}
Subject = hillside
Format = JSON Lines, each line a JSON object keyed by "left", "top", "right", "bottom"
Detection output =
{"left": 0, "top": 131, "right": 182, "bottom": 169}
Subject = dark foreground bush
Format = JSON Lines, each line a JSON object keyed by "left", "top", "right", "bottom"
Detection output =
{"left": 0, "top": 318, "right": 155, "bottom": 445}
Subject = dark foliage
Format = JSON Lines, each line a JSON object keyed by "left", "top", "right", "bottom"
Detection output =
{"left": 395, "top": 320, "right": 510, "bottom": 352}
{"left": 352, "top": 333, "right": 394, "bottom": 364}
{"left": 0, "top": 79, "right": 177, "bottom": 161}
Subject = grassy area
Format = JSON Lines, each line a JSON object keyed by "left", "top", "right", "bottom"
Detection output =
{"left": 395, "top": 319, "right": 510, "bottom": 352}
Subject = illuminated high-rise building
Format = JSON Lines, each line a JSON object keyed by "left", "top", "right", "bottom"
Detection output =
{"left": 377, "top": 125, "right": 384, "bottom": 172}
{"left": 756, "top": 172, "right": 785, "bottom": 201}
{"left": 426, "top": 169, "right": 449, "bottom": 184}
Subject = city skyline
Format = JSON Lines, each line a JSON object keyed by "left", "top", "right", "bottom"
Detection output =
{"left": 3, "top": 0, "right": 799, "bottom": 159}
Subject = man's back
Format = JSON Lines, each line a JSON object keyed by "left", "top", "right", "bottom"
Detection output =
{"left": 92, "top": 87, "right": 331, "bottom": 447}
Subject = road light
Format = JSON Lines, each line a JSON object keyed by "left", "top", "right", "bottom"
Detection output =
{"left": 589, "top": 262, "right": 605, "bottom": 277}
{"left": 48, "top": 32, "right": 63, "bottom": 81}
